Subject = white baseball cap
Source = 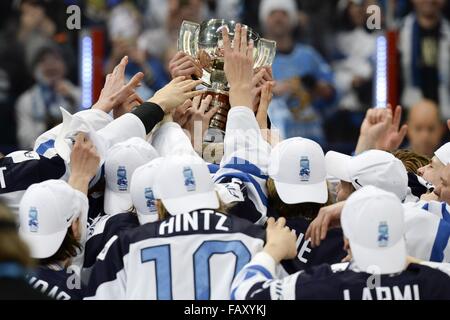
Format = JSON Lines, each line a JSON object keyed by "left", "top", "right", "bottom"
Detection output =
{"left": 341, "top": 185, "right": 407, "bottom": 274}
{"left": 153, "top": 154, "right": 219, "bottom": 215}
{"left": 130, "top": 157, "right": 164, "bottom": 225}
{"left": 435, "top": 142, "right": 450, "bottom": 166}
{"left": 18, "top": 180, "right": 88, "bottom": 259}
{"left": 325, "top": 150, "right": 408, "bottom": 201}
{"left": 268, "top": 137, "right": 328, "bottom": 204}
{"left": 104, "top": 137, "right": 159, "bottom": 215}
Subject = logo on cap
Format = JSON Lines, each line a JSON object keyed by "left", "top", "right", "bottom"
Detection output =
{"left": 117, "top": 166, "right": 128, "bottom": 191}
{"left": 28, "top": 207, "right": 38, "bottom": 233}
{"left": 144, "top": 187, "right": 156, "bottom": 212}
{"left": 183, "top": 166, "right": 196, "bottom": 192}
{"left": 299, "top": 156, "right": 310, "bottom": 181}
{"left": 377, "top": 221, "right": 389, "bottom": 247}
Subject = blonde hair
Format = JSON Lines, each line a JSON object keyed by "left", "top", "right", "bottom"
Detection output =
{"left": 392, "top": 149, "right": 430, "bottom": 174}
{"left": 0, "top": 202, "right": 34, "bottom": 267}
{"left": 156, "top": 192, "right": 232, "bottom": 220}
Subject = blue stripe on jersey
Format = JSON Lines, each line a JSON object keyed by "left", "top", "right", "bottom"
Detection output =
{"left": 208, "top": 164, "right": 219, "bottom": 174}
{"left": 215, "top": 171, "right": 268, "bottom": 207}
{"left": 243, "top": 265, "right": 273, "bottom": 280}
{"left": 422, "top": 202, "right": 429, "bottom": 211}
{"left": 430, "top": 219, "right": 450, "bottom": 262}
{"left": 35, "top": 139, "right": 55, "bottom": 155}
{"left": 441, "top": 202, "right": 450, "bottom": 222}
{"left": 223, "top": 157, "right": 268, "bottom": 180}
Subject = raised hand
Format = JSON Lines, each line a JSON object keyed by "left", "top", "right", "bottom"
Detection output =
{"left": 68, "top": 133, "right": 100, "bottom": 195}
{"left": 92, "top": 56, "right": 144, "bottom": 115}
{"left": 222, "top": 23, "right": 254, "bottom": 108}
{"left": 263, "top": 217, "right": 297, "bottom": 263}
{"left": 148, "top": 76, "right": 204, "bottom": 113}
{"left": 168, "top": 51, "right": 203, "bottom": 79}
{"left": 355, "top": 105, "right": 407, "bottom": 154}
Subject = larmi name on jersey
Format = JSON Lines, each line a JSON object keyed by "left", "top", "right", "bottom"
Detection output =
{"left": 343, "top": 284, "right": 420, "bottom": 300}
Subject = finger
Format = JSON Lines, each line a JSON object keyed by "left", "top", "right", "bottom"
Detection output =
{"left": 172, "top": 76, "right": 186, "bottom": 84}
{"left": 199, "top": 95, "right": 212, "bottom": 114}
{"left": 177, "top": 60, "right": 200, "bottom": 72}
{"left": 393, "top": 105, "right": 402, "bottom": 129}
{"left": 266, "top": 217, "right": 276, "bottom": 228}
{"left": 75, "top": 132, "right": 86, "bottom": 145}
{"left": 247, "top": 39, "right": 254, "bottom": 60}
{"left": 171, "top": 52, "right": 188, "bottom": 65}
{"left": 305, "top": 223, "right": 313, "bottom": 240}
{"left": 191, "top": 95, "right": 202, "bottom": 110}
{"left": 252, "top": 69, "right": 267, "bottom": 87}
{"left": 234, "top": 23, "right": 241, "bottom": 53}
{"left": 320, "top": 214, "right": 330, "bottom": 241}
{"left": 447, "top": 119, "right": 450, "bottom": 130}
{"left": 181, "top": 79, "right": 204, "bottom": 91}
{"left": 125, "top": 72, "right": 144, "bottom": 90}
{"left": 240, "top": 25, "right": 248, "bottom": 54}
{"left": 205, "top": 105, "right": 219, "bottom": 119}
{"left": 275, "top": 217, "right": 286, "bottom": 228}
{"left": 398, "top": 124, "right": 408, "bottom": 141}
{"left": 314, "top": 215, "right": 323, "bottom": 247}
{"left": 114, "top": 56, "right": 128, "bottom": 75}
{"left": 222, "top": 25, "right": 232, "bottom": 54}
{"left": 186, "top": 90, "right": 205, "bottom": 99}
{"left": 172, "top": 55, "right": 193, "bottom": 67}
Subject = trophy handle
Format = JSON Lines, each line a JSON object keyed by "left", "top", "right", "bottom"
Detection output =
{"left": 254, "top": 38, "right": 277, "bottom": 69}
{"left": 178, "top": 20, "right": 200, "bottom": 58}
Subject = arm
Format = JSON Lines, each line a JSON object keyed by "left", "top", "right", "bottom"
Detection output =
{"left": 231, "top": 217, "right": 298, "bottom": 300}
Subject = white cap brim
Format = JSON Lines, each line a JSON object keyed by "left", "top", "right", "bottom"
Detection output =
{"left": 351, "top": 238, "right": 407, "bottom": 274}
{"left": 274, "top": 179, "right": 328, "bottom": 204}
{"left": 19, "top": 228, "right": 68, "bottom": 259}
{"left": 104, "top": 190, "right": 133, "bottom": 215}
{"left": 162, "top": 190, "right": 219, "bottom": 215}
{"left": 325, "top": 151, "right": 352, "bottom": 182}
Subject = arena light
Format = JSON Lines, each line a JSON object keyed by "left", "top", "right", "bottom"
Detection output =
{"left": 374, "top": 34, "right": 387, "bottom": 109}
{"left": 80, "top": 32, "right": 93, "bottom": 109}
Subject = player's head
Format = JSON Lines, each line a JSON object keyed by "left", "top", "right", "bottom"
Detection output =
{"left": 104, "top": 137, "right": 159, "bottom": 215}
{"left": 268, "top": 138, "right": 329, "bottom": 220}
{"left": 326, "top": 150, "right": 408, "bottom": 202}
{"left": 392, "top": 149, "right": 430, "bottom": 174}
{"left": 18, "top": 180, "right": 88, "bottom": 264}
{"left": 0, "top": 201, "right": 33, "bottom": 267}
{"left": 434, "top": 164, "right": 450, "bottom": 204}
{"left": 341, "top": 185, "right": 407, "bottom": 274}
{"left": 417, "top": 142, "right": 450, "bottom": 187}
{"left": 407, "top": 99, "right": 443, "bottom": 158}
{"left": 153, "top": 154, "right": 219, "bottom": 217}
{"left": 259, "top": 0, "right": 298, "bottom": 37}
{"left": 130, "top": 157, "right": 164, "bottom": 225}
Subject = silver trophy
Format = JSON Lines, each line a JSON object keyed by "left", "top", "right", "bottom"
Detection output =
{"left": 178, "top": 19, "right": 276, "bottom": 138}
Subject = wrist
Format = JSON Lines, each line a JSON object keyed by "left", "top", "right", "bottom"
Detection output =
{"left": 263, "top": 243, "right": 284, "bottom": 264}
{"left": 68, "top": 174, "right": 91, "bottom": 195}
{"left": 148, "top": 96, "right": 168, "bottom": 112}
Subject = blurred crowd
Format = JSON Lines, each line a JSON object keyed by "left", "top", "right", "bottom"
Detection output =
{"left": 0, "top": 0, "right": 449, "bottom": 156}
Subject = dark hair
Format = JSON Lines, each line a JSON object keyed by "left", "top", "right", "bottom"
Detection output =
{"left": 267, "top": 178, "right": 328, "bottom": 221}
{"left": 38, "top": 227, "right": 81, "bottom": 266}
{"left": 31, "top": 43, "right": 64, "bottom": 71}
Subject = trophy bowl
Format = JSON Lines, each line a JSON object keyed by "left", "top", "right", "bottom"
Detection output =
{"left": 178, "top": 19, "right": 276, "bottom": 140}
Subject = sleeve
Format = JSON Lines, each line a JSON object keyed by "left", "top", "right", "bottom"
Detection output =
{"left": 84, "top": 234, "right": 128, "bottom": 300}
{"left": 149, "top": 122, "right": 198, "bottom": 157}
{"left": 231, "top": 251, "right": 299, "bottom": 300}
{"left": 34, "top": 108, "right": 113, "bottom": 157}
{"left": 213, "top": 107, "right": 271, "bottom": 224}
{"left": 405, "top": 200, "right": 450, "bottom": 222}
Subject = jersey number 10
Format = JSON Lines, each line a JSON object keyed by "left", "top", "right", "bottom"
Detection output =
{"left": 141, "top": 240, "right": 251, "bottom": 300}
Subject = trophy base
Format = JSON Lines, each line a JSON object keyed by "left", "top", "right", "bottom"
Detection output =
{"left": 202, "top": 89, "right": 230, "bottom": 133}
